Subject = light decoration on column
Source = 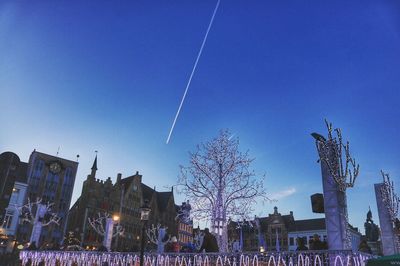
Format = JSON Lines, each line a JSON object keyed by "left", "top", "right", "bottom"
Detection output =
{"left": 145, "top": 224, "right": 171, "bottom": 253}
{"left": 312, "top": 120, "right": 359, "bottom": 192}
{"left": 254, "top": 216, "right": 265, "bottom": 252}
{"left": 88, "top": 212, "right": 124, "bottom": 250}
{"left": 312, "top": 119, "right": 360, "bottom": 250}
{"left": 380, "top": 170, "right": 400, "bottom": 250}
{"left": 14, "top": 197, "right": 60, "bottom": 246}
{"left": 380, "top": 170, "right": 400, "bottom": 223}
{"left": 235, "top": 219, "right": 253, "bottom": 251}
{"left": 16, "top": 198, "right": 60, "bottom": 226}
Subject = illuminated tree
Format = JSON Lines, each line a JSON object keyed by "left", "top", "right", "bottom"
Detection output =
{"left": 178, "top": 130, "right": 267, "bottom": 252}
{"left": 146, "top": 224, "right": 171, "bottom": 253}
{"left": 88, "top": 212, "right": 124, "bottom": 251}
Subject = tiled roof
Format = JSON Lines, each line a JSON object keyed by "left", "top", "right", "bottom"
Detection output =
{"left": 288, "top": 218, "right": 326, "bottom": 232}
{"left": 156, "top": 191, "right": 173, "bottom": 212}
{"left": 141, "top": 183, "right": 155, "bottom": 201}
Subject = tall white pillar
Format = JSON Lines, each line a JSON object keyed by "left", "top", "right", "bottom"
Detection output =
{"left": 30, "top": 204, "right": 47, "bottom": 246}
{"left": 103, "top": 218, "right": 114, "bottom": 251}
{"left": 375, "top": 183, "right": 398, "bottom": 255}
{"left": 320, "top": 151, "right": 351, "bottom": 250}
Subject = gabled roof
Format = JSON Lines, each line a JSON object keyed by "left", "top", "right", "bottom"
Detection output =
{"left": 141, "top": 183, "right": 155, "bottom": 201}
{"left": 157, "top": 191, "right": 173, "bottom": 212}
{"left": 119, "top": 173, "right": 142, "bottom": 194}
{"left": 257, "top": 214, "right": 294, "bottom": 229}
{"left": 288, "top": 218, "right": 326, "bottom": 232}
{"left": 120, "top": 175, "right": 134, "bottom": 193}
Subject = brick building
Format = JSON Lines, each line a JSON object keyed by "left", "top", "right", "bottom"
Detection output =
{"left": 228, "top": 206, "right": 294, "bottom": 251}
{"left": 67, "top": 156, "right": 178, "bottom": 251}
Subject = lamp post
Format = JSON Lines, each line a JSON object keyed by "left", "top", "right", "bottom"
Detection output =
{"left": 140, "top": 200, "right": 151, "bottom": 266}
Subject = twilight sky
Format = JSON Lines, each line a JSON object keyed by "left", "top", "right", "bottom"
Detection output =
{"left": 1, "top": 0, "right": 400, "bottom": 231}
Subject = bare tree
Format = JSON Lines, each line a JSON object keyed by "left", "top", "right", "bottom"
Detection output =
{"left": 178, "top": 129, "right": 267, "bottom": 252}
{"left": 88, "top": 212, "right": 124, "bottom": 237}
{"left": 88, "top": 212, "right": 124, "bottom": 251}
{"left": 146, "top": 224, "right": 171, "bottom": 253}
{"left": 14, "top": 198, "right": 61, "bottom": 246}
{"left": 15, "top": 198, "right": 61, "bottom": 226}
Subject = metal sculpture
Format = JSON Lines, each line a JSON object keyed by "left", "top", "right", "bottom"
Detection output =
{"left": 312, "top": 120, "right": 359, "bottom": 250}
{"left": 375, "top": 170, "right": 400, "bottom": 255}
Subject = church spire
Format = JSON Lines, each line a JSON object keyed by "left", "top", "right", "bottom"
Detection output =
{"left": 91, "top": 151, "right": 98, "bottom": 178}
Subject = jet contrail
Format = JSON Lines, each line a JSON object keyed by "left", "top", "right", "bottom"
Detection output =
{"left": 166, "top": 0, "right": 221, "bottom": 144}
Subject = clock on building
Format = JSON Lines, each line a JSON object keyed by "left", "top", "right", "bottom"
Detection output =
{"left": 49, "top": 162, "right": 62, "bottom": 174}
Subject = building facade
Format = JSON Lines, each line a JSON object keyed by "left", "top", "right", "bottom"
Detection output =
{"left": 228, "top": 207, "right": 294, "bottom": 252}
{"left": 67, "top": 157, "right": 178, "bottom": 251}
{"left": 0, "top": 181, "right": 28, "bottom": 253}
{"left": 287, "top": 218, "right": 327, "bottom": 251}
{"left": 18, "top": 150, "right": 78, "bottom": 247}
{"left": 176, "top": 202, "right": 193, "bottom": 247}
{"left": 288, "top": 218, "right": 362, "bottom": 252}
{"left": 0, "top": 152, "right": 27, "bottom": 225}
{"left": 227, "top": 207, "right": 361, "bottom": 253}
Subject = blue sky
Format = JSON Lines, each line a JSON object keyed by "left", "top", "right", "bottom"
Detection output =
{"left": 1, "top": 0, "right": 400, "bottom": 231}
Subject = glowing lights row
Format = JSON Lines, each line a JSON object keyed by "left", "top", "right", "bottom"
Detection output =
{"left": 20, "top": 251, "right": 372, "bottom": 266}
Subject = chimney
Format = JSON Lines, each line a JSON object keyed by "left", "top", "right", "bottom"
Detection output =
{"left": 117, "top": 173, "right": 122, "bottom": 183}
{"left": 290, "top": 211, "right": 293, "bottom": 216}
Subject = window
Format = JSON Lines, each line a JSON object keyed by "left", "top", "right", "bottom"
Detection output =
{"left": 4, "top": 211, "right": 13, "bottom": 229}
{"left": 10, "top": 188, "right": 20, "bottom": 204}
{"left": 289, "top": 237, "right": 294, "bottom": 246}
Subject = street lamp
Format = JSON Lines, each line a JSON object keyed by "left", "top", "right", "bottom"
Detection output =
{"left": 140, "top": 200, "right": 151, "bottom": 266}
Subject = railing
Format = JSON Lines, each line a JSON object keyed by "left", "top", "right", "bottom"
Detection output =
{"left": 19, "top": 250, "right": 375, "bottom": 266}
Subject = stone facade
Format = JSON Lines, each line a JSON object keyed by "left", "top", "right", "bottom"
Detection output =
{"left": 288, "top": 219, "right": 361, "bottom": 252}
{"left": 228, "top": 207, "right": 294, "bottom": 251}
{"left": 0, "top": 181, "right": 28, "bottom": 253}
{"left": 228, "top": 207, "right": 361, "bottom": 252}
{"left": 175, "top": 203, "right": 193, "bottom": 247}
{"left": 0, "top": 152, "right": 27, "bottom": 224}
{"left": 67, "top": 157, "right": 178, "bottom": 251}
{"left": 19, "top": 150, "right": 78, "bottom": 247}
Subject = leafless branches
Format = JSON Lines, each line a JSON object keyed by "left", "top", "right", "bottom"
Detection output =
{"left": 178, "top": 129, "right": 267, "bottom": 221}
{"left": 88, "top": 213, "right": 124, "bottom": 237}
{"left": 313, "top": 119, "right": 360, "bottom": 192}
{"left": 15, "top": 198, "right": 60, "bottom": 226}
{"left": 146, "top": 224, "right": 171, "bottom": 245}
{"left": 380, "top": 170, "right": 400, "bottom": 223}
